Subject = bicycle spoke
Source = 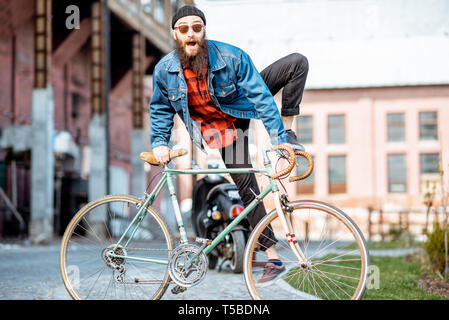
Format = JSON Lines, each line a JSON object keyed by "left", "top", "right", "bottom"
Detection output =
{"left": 245, "top": 201, "right": 368, "bottom": 300}
{"left": 85, "top": 266, "right": 107, "bottom": 300}
{"left": 61, "top": 196, "right": 173, "bottom": 300}
{"left": 312, "top": 250, "right": 360, "bottom": 267}
{"left": 310, "top": 267, "right": 341, "bottom": 299}
{"left": 310, "top": 270, "right": 330, "bottom": 300}
{"left": 314, "top": 261, "right": 361, "bottom": 271}
{"left": 312, "top": 267, "right": 353, "bottom": 298}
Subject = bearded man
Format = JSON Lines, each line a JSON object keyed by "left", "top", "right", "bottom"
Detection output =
{"left": 149, "top": 5, "right": 309, "bottom": 286}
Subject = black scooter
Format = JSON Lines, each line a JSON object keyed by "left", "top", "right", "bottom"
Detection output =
{"left": 191, "top": 162, "right": 250, "bottom": 273}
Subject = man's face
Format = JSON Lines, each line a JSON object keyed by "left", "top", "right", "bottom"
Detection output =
{"left": 173, "top": 15, "right": 206, "bottom": 57}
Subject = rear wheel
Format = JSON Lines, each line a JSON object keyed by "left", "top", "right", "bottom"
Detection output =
{"left": 244, "top": 200, "right": 369, "bottom": 300}
{"left": 60, "top": 195, "right": 173, "bottom": 300}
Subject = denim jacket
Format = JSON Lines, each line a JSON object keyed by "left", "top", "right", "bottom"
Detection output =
{"left": 149, "top": 40, "right": 289, "bottom": 152}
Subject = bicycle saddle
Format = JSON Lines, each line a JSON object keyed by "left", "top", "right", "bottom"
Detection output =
{"left": 139, "top": 148, "right": 188, "bottom": 165}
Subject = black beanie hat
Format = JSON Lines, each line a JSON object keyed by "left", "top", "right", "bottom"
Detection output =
{"left": 171, "top": 5, "right": 206, "bottom": 29}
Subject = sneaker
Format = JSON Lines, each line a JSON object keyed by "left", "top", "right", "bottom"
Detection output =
{"left": 256, "top": 262, "right": 287, "bottom": 288}
{"left": 286, "top": 129, "right": 305, "bottom": 151}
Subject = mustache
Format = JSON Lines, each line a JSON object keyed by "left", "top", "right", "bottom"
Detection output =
{"left": 176, "top": 37, "right": 209, "bottom": 73}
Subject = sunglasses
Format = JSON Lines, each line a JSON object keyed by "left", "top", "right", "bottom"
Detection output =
{"left": 174, "top": 23, "right": 204, "bottom": 34}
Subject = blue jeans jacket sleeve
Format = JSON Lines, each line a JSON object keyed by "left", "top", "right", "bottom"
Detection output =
{"left": 149, "top": 68, "right": 176, "bottom": 150}
{"left": 236, "top": 51, "right": 289, "bottom": 145}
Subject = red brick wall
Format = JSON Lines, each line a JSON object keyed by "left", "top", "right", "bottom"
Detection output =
{"left": 0, "top": 17, "right": 34, "bottom": 127}
{"left": 51, "top": 43, "right": 91, "bottom": 145}
{"left": 0, "top": 0, "right": 15, "bottom": 38}
{"left": 0, "top": 1, "right": 136, "bottom": 184}
{"left": 0, "top": 35, "right": 13, "bottom": 126}
{"left": 109, "top": 86, "right": 132, "bottom": 175}
{"left": 14, "top": 19, "right": 34, "bottom": 125}
{"left": 0, "top": 0, "right": 34, "bottom": 38}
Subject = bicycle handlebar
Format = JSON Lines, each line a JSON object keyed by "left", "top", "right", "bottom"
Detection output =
{"left": 271, "top": 144, "right": 296, "bottom": 179}
{"left": 289, "top": 150, "right": 314, "bottom": 182}
{"left": 270, "top": 144, "right": 314, "bottom": 182}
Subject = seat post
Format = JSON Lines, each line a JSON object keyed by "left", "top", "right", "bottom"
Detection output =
{"left": 165, "top": 170, "right": 189, "bottom": 243}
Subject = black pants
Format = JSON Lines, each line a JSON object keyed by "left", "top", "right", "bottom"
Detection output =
{"left": 219, "top": 53, "right": 309, "bottom": 250}
{"left": 260, "top": 52, "right": 309, "bottom": 117}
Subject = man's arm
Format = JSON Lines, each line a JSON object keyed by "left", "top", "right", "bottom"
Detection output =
{"left": 150, "top": 67, "right": 176, "bottom": 149}
{"left": 235, "top": 51, "right": 289, "bottom": 145}
{"left": 149, "top": 67, "right": 175, "bottom": 163}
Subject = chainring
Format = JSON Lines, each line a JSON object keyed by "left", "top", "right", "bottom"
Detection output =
{"left": 168, "top": 244, "right": 208, "bottom": 287}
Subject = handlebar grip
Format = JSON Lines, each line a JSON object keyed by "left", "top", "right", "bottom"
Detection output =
{"left": 271, "top": 144, "right": 296, "bottom": 179}
{"left": 289, "top": 150, "right": 314, "bottom": 182}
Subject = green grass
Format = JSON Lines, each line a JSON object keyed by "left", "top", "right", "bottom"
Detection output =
{"left": 282, "top": 247, "right": 447, "bottom": 300}
{"left": 364, "top": 255, "right": 447, "bottom": 300}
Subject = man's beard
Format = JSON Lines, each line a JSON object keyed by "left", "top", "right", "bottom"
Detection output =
{"left": 176, "top": 37, "right": 209, "bottom": 74}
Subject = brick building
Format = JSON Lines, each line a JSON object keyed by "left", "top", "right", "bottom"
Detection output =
{"left": 0, "top": 0, "right": 193, "bottom": 241}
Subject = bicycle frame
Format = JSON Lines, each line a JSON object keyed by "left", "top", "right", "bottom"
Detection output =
{"left": 110, "top": 147, "right": 307, "bottom": 265}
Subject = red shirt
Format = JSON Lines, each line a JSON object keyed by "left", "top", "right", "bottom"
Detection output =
{"left": 183, "top": 67, "right": 237, "bottom": 149}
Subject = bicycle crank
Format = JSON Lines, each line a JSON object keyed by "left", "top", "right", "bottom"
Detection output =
{"left": 168, "top": 243, "right": 208, "bottom": 288}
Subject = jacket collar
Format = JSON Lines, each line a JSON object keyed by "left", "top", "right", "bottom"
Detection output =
{"left": 166, "top": 40, "right": 226, "bottom": 73}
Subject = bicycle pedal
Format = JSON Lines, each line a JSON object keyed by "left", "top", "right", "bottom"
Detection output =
{"left": 171, "top": 285, "right": 187, "bottom": 295}
{"left": 195, "top": 237, "right": 212, "bottom": 245}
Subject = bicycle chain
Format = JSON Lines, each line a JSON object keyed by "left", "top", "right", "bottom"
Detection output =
{"left": 120, "top": 247, "right": 172, "bottom": 252}
{"left": 114, "top": 247, "right": 173, "bottom": 285}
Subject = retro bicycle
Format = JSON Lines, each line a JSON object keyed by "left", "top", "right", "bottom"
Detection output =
{"left": 60, "top": 144, "right": 370, "bottom": 300}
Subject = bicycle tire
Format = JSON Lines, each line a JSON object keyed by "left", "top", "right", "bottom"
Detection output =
{"left": 243, "top": 200, "right": 369, "bottom": 300}
{"left": 60, "top": 195, "right": 174, "bottom": 300}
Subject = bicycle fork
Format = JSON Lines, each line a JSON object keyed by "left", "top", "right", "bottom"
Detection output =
{"left": 273, "top": 191, "right": 308, "bottom": 265}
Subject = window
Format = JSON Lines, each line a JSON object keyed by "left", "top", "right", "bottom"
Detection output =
{"left": 387, "top": 113, "right": 405, "bottom": 142}
{"left": 296, "top": 115, "right": 313, "bottom": 144}
{"left": 420, "top": 153, "right": 441, "bottom": 195}
{"left": 328, "top": 155, "right": 346, "bottom": 194}
{"left": 420, "top": 153, "right": 440, "bottom": 174}
{"left": 419, "top": 112, "right": 438, "bottom": 141}
{"left": 296, "top": 155, "right": 314, "bottom": 194}
{"left": 388, "top": 154, "right": 407, "bottom": 193}
{"left": 328, "top": 114, "right": 345, "bottom": 144}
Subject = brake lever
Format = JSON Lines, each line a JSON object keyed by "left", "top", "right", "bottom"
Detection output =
{"left": 276, "top": 149, "right": 290, "bottom": 160}
{"left": 276, "top": 144, "right": 301, "bottom": 167}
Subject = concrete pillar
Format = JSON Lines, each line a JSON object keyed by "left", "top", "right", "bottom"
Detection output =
{"left": 88, "top": 112, "right": 108, "bottom": 201}
{"left": 87, "top": 1, "right": 108, "bottom": 235}
{"left": 29, "top": 0, "right": 54, "bottom": 244}
{"left": 30, "top": 87, "right": 54, "bottom": 243}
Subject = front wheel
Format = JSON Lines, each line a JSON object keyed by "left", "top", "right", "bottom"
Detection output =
{"left": 60, "top": 195, "right": 174, "bottom": 300}
{"left": 244, "top": 200, "right": 369, "bottom": 300}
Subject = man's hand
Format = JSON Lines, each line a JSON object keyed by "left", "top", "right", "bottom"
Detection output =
{"left": 153, "top": 146, "right": 171, "bottom": 165}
